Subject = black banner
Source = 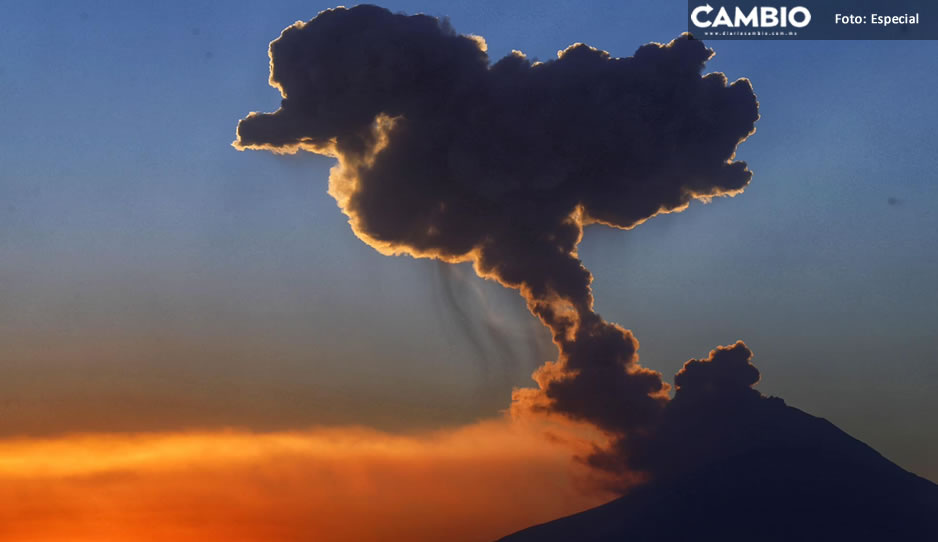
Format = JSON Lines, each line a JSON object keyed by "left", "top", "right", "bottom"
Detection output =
{"left": 687, "top": 0, "right": 937, "bottom": 39}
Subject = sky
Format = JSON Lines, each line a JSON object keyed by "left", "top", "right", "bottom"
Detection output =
{"left": 1, "top": 1, "right": 937, "bottom": 540}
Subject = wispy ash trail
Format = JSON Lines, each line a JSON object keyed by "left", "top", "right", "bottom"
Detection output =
{"left": 235, "top": 4, "right": 759, "bottom": 481}
{"left": 434, "top": 262, "right": 526, "bottom": 376}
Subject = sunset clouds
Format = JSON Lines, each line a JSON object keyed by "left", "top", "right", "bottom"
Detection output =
{"left": 0, "top": 418, "right": 608, "bottom": 542}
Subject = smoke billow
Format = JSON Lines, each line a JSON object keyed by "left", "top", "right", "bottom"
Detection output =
{"left": 235, "top": 5, "right": 759, "bottom": 482}
{"left": 585, "top": 341, "right": 772, "bottom": 488}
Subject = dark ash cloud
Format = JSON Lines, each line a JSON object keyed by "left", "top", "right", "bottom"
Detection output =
{"left": 236, "top": 4, "right": 759, "bottom": 482}
{"left": 673, "top": 340, "right": 761, "bottom": 404}
{"left": 585, "top": 341, "right": 772, "bottom": 488}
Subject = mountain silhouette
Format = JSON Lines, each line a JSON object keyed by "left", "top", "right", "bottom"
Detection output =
{"left": 500, "top": 398, "right": 938, "bottom": 541}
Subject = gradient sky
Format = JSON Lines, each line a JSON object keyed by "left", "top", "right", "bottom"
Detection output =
{"left": 1, "top": 1, "right": 937, "bottom": 537}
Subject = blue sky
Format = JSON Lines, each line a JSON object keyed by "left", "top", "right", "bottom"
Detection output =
{"left": 1, "top": 1, "right": 935, "bottom": 480}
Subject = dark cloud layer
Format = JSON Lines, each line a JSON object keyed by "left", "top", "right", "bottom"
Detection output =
{"left": 236, "top": 4, "right": 759, "bottom": 480}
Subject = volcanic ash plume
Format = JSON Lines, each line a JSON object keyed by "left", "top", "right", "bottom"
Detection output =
{"left": 235, "top": 5, "right": 759, "bottom": 474}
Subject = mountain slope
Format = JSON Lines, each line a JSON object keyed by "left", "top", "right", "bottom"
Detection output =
{"left": 500, "top": 402, "right": 938, "bottom": 541}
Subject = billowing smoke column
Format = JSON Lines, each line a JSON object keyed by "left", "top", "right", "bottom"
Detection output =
{"left": 587, "top": 341, "right": 767, "bottom": 486}
{"left": 235, "top": 5, "right": 759, "bottom": 477}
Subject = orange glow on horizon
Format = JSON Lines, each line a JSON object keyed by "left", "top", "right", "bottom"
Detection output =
{"left": 0, "top": 418, "right": 612, "bottom": 542}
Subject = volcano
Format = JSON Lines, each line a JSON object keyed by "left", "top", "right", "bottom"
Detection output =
{"left": 500, "top": 398, "right": 938, "bottom": 541}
